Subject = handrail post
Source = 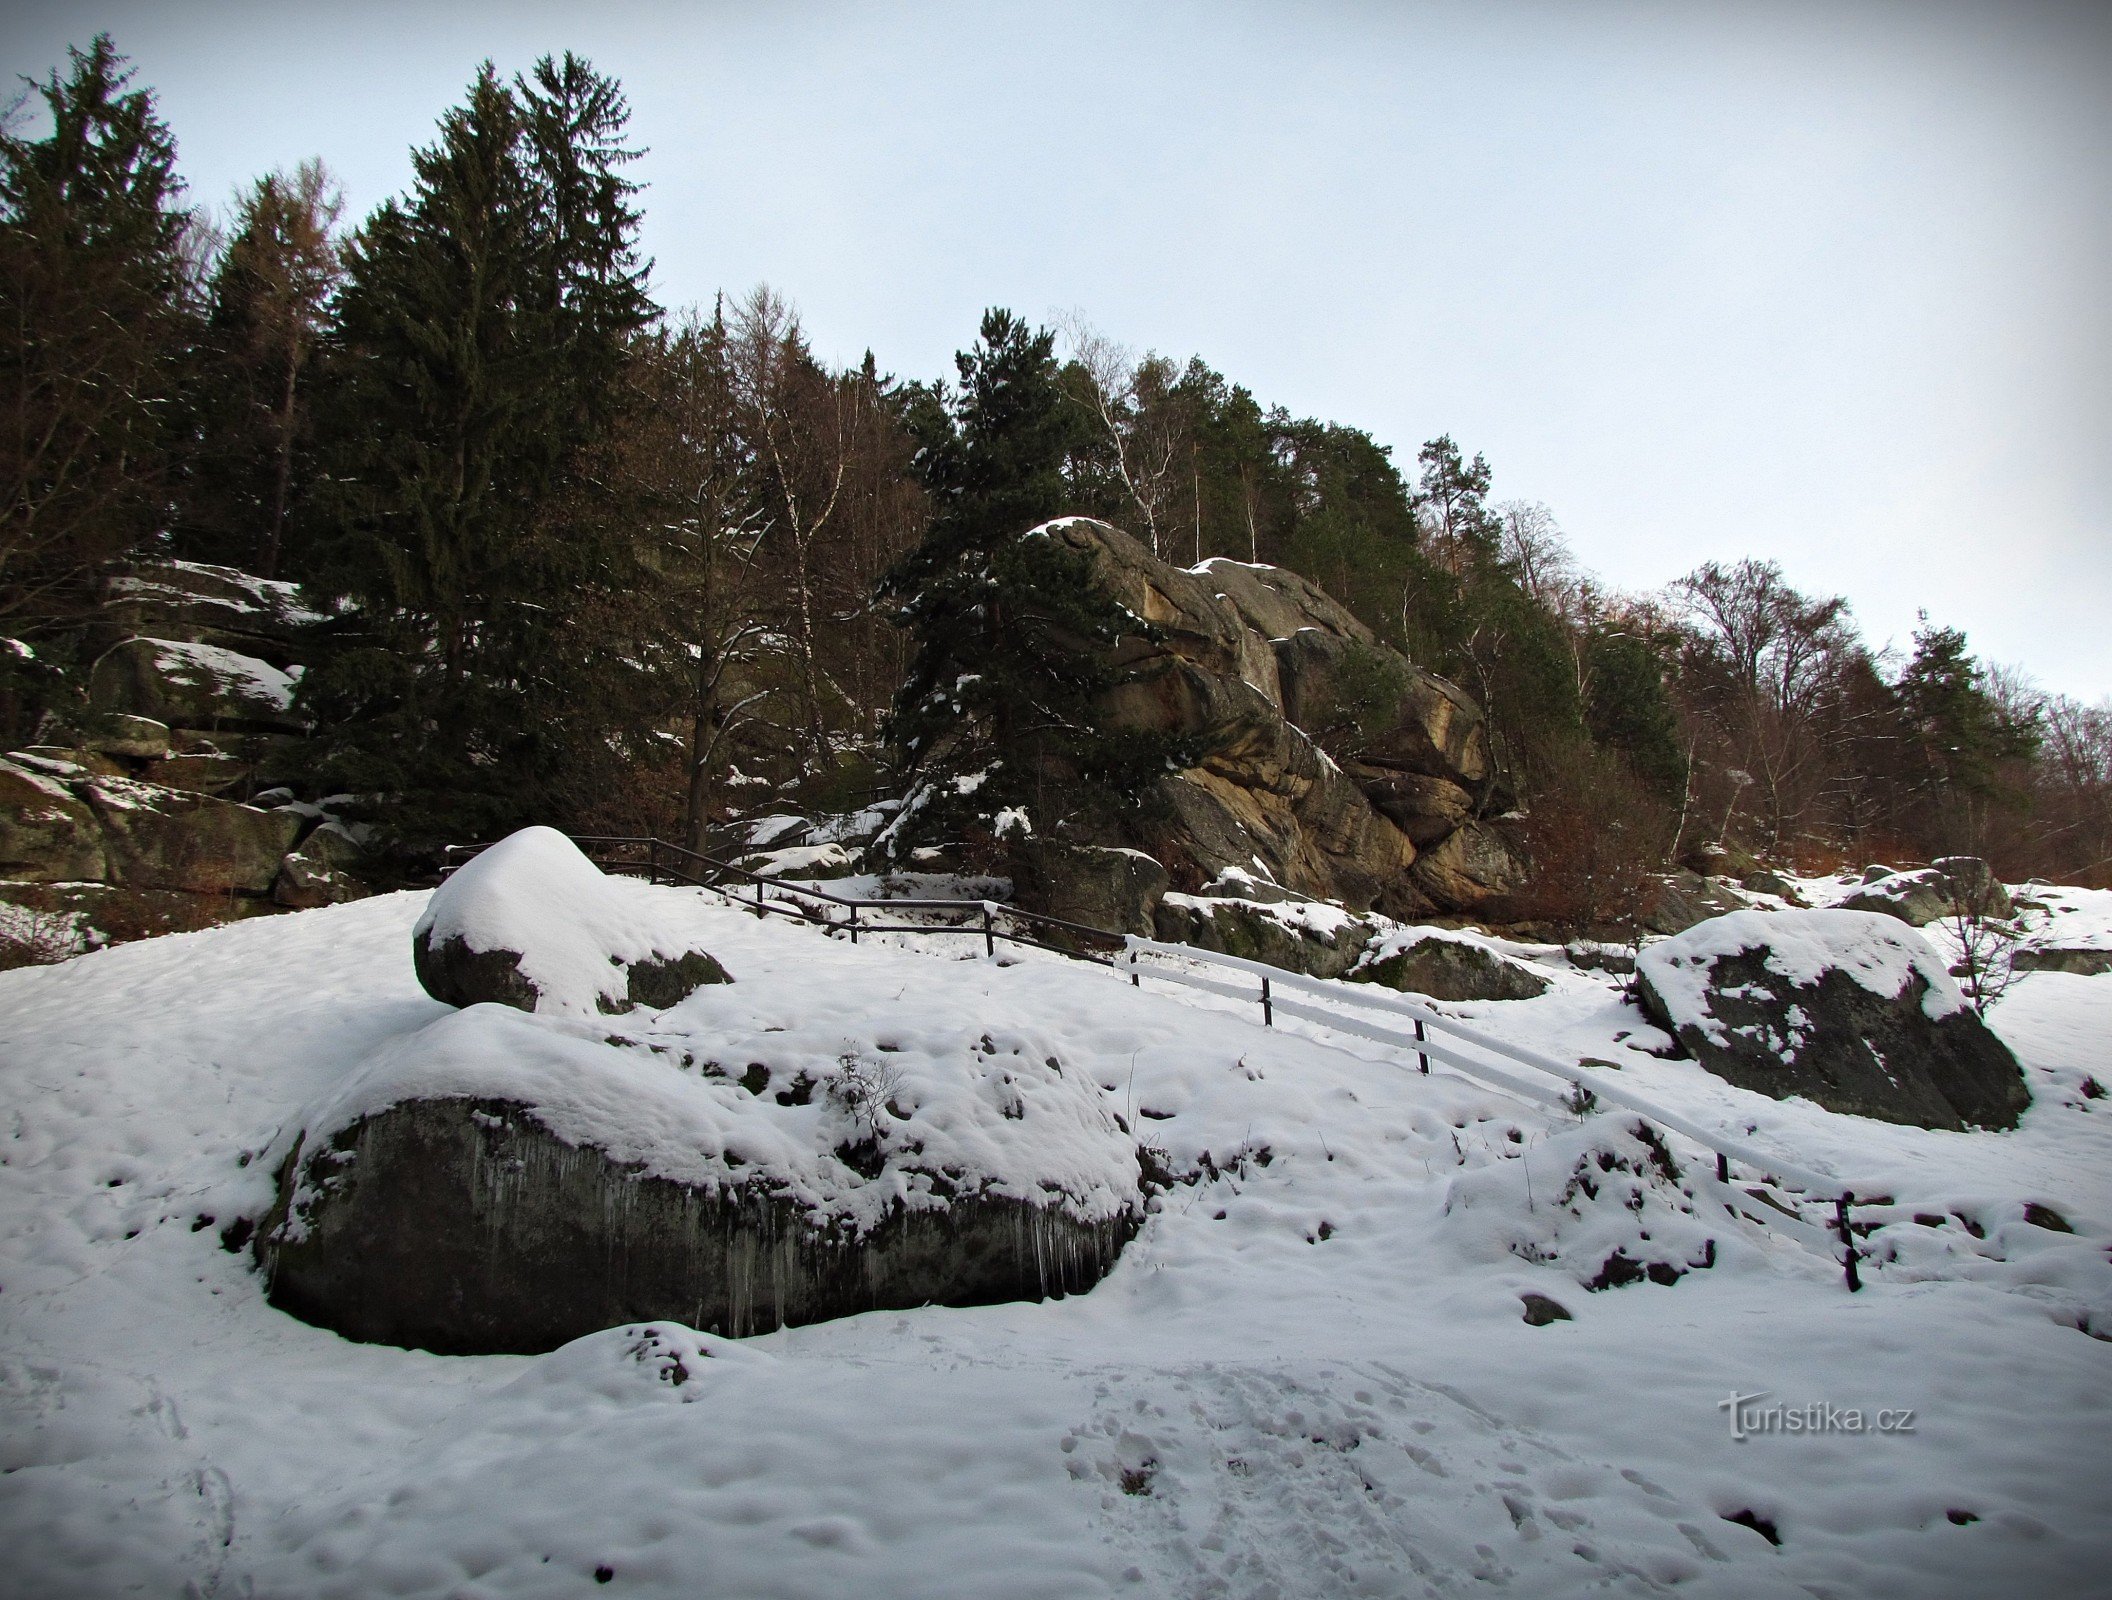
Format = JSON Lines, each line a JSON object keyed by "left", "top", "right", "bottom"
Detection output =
{"left": 849, "top": 903, "right": 859, "bottom": 945}
{"left": 1261, "top": 977, "right": 1272, "bottom": 1027}
{"left": 1836, "top": 1193, "right": 1861, "bottom": 1292}
{"left": 755, "top": 878, "right": 765, "bottom": 920}
{"left": 1413, "top": 1017, "right": 1429, "bottom": 1074}
{"left": 1717, "top": 1152, "right": 1730, "bottom": 1183}
{"left": 983, "top": 904, "right": 995, "bottom": 958}
{"left": 1130, "top": 948, "right": 1140, "bottom": 988}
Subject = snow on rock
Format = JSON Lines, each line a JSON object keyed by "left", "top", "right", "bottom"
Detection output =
{"left": 258, "top": 943, "right": 1141, "bottom": 1351}
{"left": 1636, "top": 910, "right": 2029, "bottom": 1129}
{"left": 412, "top": 826, "right": 732, "bottom": 1016}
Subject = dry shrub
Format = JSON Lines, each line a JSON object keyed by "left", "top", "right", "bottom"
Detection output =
{"left": 1489, "top": 742, "right": 1673, "bottom": 932}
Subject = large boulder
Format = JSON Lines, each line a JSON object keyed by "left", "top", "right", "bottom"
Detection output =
{"left": 1634, "top": 910, "right": 2029, "bottom": 1130}
{"left": 414, "top": 827, "right": 732, "bottom": 1015}
{"left": 98, "top": 559, "right": 317, "bottom": 668}
{"left": 0, "top": 757, "right": 106, "bottom": 882}
{"left": 1834, "top": 858, "right": 2012, "bottom": 927}
{"left": 1642, "top": 868, "right": 1748, "bottom": 935}
{"left": 89, "top": 636, "right": 306, "bottom": 735}
{"left": 1025, "top": 519, "right": 1510, "bottom": 914}
{"left": 79, "top": 776, "right": 300, "bottom": 893}
{"left": 1007, "top": 839, "right": 1168, "bottom": 937}
{"left": 1151, "top": 893, "right": 1375, "bottom": 978}
{"left": 256, "top": 1002, "right": 1140, "bottom": 1353}
{"left": 1353, "top": 931, "right": 1549, "bottom": 1001}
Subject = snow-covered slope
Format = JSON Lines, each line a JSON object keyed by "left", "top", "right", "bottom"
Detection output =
{"left": 2, "top": 887, "right": 2108, "bottom": 1598}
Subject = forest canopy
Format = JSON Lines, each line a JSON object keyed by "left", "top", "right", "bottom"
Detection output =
{"left": 3, "top": 36, "right": 2106, "bottom": 903}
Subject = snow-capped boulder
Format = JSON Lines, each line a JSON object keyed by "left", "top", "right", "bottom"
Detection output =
{"left": 88, "top": 636, "right": 307, "bottom": 735}
{"left": 256, "top": 1002, "right": 1140, "bottom": 1353}
{"left": 1834, "top": 857, "right": 2011, "bottom": 927}
{"left": 1634, "top": 910, "right": 2029, "bottom": 1130}
{"left": 1152, "top": 893, "right": 1376, "bottom": 978}
{"left": 414, "top": 828, "right": 732, "bottom": 1015}
{"left": 1352, "top": 929, "right": 1549, "bottom": 1001}
{"left": 1008, "top": 839, "right": 1169, "bottom": 937}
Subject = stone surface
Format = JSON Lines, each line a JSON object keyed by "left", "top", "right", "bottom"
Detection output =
{"left": 1152, "top": 896, "right": 1375, "bottom": 979}
{"left": 80, "top": 777, "right": 302, "bottom": 894}
{"left": 1007, "top": 840, "right": 1169, "bottom": 938}
{"left": 0, "top": 758, "right": 106, "bottom": 882}
{"left": 1642, "top": 869, "right": 1747, "bottom": 935}
{"left": 88, "top": 636, "right": 306, "bottom": 734}
{"left": 81, "top": 713, "right": 170, "bottom": 760}
{"left": 2013, "top": 947, "right": 2112, "bottom": 977}
{"left": 1634, "top": 912, "right": 2029, "bottom": 1130}
{"left": 273, "top": 847, "right": 362, "bottom": 909}
{"left": 1835, "top": 858, "right": 2012, "bottom": 928}
{"left": 258, "top": 1095, "right": 1139, "bottom": 1355}
{"left": 1354, "top": 935, "right": 1550, "bottom": 1001}
{"left": 1017, "top": 519, "right": 1509, "bottom": 914}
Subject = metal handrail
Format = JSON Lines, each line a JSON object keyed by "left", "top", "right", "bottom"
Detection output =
{"left": 1121, "top": 935, "right": 1867, "bottom": 1289}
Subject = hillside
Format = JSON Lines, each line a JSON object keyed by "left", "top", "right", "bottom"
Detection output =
{"left": 2, "top": 880, "right": 2108, "bottom": 1597}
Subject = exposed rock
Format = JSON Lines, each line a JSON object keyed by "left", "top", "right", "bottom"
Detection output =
{"left": 273, "top": 846, "right": 363, "bottom": 909}
{"left": 1932, "top": 856, "right": 2013, "bottom": 919}
{"left": 97, "top": 559, "right": 319, "bottom": 669}
{"left": 145, "top": 751, "right": 251, "bottom": 796}
{"left": 15, "top": 745, "right": 126, "bottom": 778}
{"left": 81, "top": 777, "right": 302, "bottom": 894}
{"left": 1634, "top": 910, "right": 2029, "bottom": 1130}
{"left": 2013, "top": 947, "right": 2112, "bottom": 977}
{"left": 81, "top": 713, "right": 170, "bottom": 760}
{"left": 1354, "top": 934, "right": 1549, "bottom": 1001}
{"left": 0, "top": 757, "right": 106, "bottom": 882}
{"left": 1834, "top": 858, "right": 2011, "bottom": 927}
{"left": 1740, "top": 870, "right": 1802, "bottom": 902}
{"left": 88, "top": 636, "right": 306, "bottom": 735}
{"left": 256, "top": 999, "right": 1140, "bottom": 1353}
{"left": 1020, "top": 519, "right": 1508, "bottom": 914}
{"left": 1408, "top": 820, "right": 1525, "bottom": 910}
{"left": 1520, "top": 1292, "right": 1572, "bottom": 1326}
{"left": 259, "top": 1095, "right": 1137, "bottom": 1355}
{"left": 1007, "top": 839, "right": 1168, "bottom": 937}
{"left": 414, "top": 827, "right": 732, "bottom": 1015}
{"left": 1151, "top": 894, "right": 1374, "bottom": 979}
{"left": 1642, "top": 869, "right": 1747, "bottom": 935}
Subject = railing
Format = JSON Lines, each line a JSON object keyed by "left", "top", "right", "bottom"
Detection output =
{"left": 439, "top": 833, "right": 1867, "bottom": 1289}
{"left": 444, "top": 834, "right": 1127, "bottom": 966}
{"left": 1121, "top": 935, "right": 1866, "bottom": 1289}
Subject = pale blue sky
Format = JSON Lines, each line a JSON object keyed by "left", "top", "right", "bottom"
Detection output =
{"left": 7, "top": 0, "right": 2108, "bottom": 697}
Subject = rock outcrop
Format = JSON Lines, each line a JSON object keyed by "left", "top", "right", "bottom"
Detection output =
{"left": 1354, "top": 932, "right": 1550, "bottom": 1002}
{"left": 1634, "top": 910, "right": 2029, "bottom": 1130}
{"left": 257, "top": 996, "right": 1140, "bottom": 1353}
{"left": 414, "top": 827, "right": 733, "bottom": 1015}
{"left": 1014, "top": 520, "right": 1517, "bottom": 924}
{"left": 0, "top": 562, "right": 362, "bottom": 953}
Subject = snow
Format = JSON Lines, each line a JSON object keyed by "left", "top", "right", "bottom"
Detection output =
{"left": 413, "top": 827, "right": 730, "bottom": 1016}
{"left": 276, "top": 977, "right": 1135, "bottom": 1238}
{"left": 1638, "top": 909, "right": 1967, "bottom": 1047}
{"left": 3, "top": 878, "right": 2110, "bottom": 1596}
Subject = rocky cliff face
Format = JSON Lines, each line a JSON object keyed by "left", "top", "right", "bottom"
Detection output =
{"left": 1019, "top": 519, "right": 1518, "bottom": 921}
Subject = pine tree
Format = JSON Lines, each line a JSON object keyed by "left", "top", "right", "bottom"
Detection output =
{"left": 879, "top": 310, "right": 1198, "bottom": 856}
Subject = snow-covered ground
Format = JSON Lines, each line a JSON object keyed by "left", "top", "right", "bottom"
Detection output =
{"left": 3, "top": 885, "right": 2108, "bottom": 1598}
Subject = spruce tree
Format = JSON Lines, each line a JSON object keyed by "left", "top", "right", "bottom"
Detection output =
{"left": 300, "top": 56, "right": 655, "bottom": 850}
{"left": 0, "top": 35, "right": 196, "bottom": 740}
{"left": 880, "top": 310, "right": 1198, "bottom": 856}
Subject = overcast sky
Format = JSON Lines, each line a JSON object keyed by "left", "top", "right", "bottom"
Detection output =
{"left": 7, "top": 0, "right": 2108, "bottom": 698}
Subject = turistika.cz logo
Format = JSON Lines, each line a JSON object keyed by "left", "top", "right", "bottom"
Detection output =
{"left": 1718, "top": 1391, "right": 1916, "bottom": 1442}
